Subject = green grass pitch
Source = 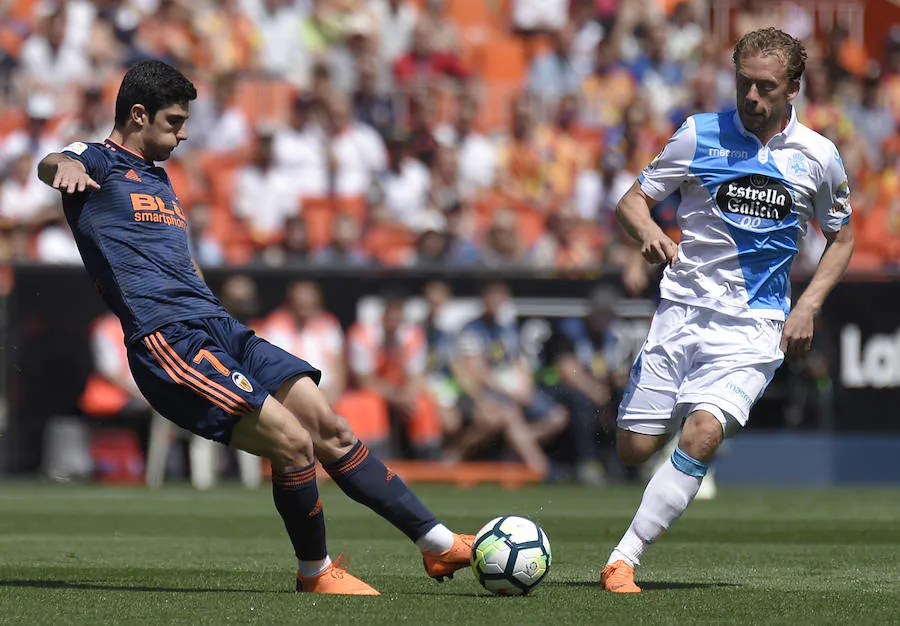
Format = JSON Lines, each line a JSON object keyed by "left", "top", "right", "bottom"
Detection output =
{"left": 1, "top": 482, "right": 899, "bottom": 624}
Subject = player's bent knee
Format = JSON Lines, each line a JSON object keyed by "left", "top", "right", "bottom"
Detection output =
{"left": 275, "top": 426, "right": 315, "bottom": 471}
{"left": 679, "top": 411, "right": 724, "bottom": 462}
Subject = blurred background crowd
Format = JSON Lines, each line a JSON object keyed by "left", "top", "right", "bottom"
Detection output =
{"left": 0, "top": 0, "right": 896, "bottom": 484}
{"left": 2, "top": 0, "right": 899, "bottom": 277}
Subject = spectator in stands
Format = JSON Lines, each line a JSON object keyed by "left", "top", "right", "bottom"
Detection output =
{"left": 35, "top": 213, "right": 81, "bottom": 264}
{"left": 325, "top": 92, "right": 388, "bottom": 198}
{"left": 435, "top": 88, "right": 496, "bottom": 200}
{"left": 569, "top": 0, "right": 604, "bottom": 79}
{"left": 535, "top": 92, "right": 591, "bottom": 202}
{"left": 574, "top": 149, "right": 632, "bottom": 226}
{"left": 312, "top": 214, "right": 371, "bottom": 267}
{"left": 251, "top": 214, "right": 312, "bottom": 268}
{"left": 217, "top": 273, "right": 261, "bottom": 326}
{"left": 451, "top": 281, "right": 568, "bottom": 476}
{"left": 273, "top": 93, "right": 329, "bottom": 198}
{"left": 412, "top": 212, "right": 448, "bottom": 267}
{"left": 188, "top": 73, "right": 251, "bottom": 155}
{"left": 443, "top": 200, "right": 481, "bottom": 267}
{"left": 374, "top": 0, "right": 419, "bottom": 65}
{"left": 629, "top": 20, "right": 684, "bottom": 121}
{"left": 186, "top": 201, "right": 225, "bottom": 267}
{"left": 393, "top": 20, "right": 468, "bottom": 89}
{"left": 528, "top": 203, "right": 601, "bottom": 269}
{"left": 527, "top": 24, "right": 581, "bottom": 108}
{"left": 379, "top": 132, "right": 431, "bottom": 227}
{"left": 667, "top": 1, "right": 703, "bottom": 63}
{"left": 58, "top": 86, "right": 109, "bottom": 145}
{"left": 511, "top": 0, "right": 570, "bottom": 36}
{"left": 17, "top": 3, "right": 91, "bottom": 102}
{"left": 79, "top": 311, "right": 151, "bottom": 482}
{"left": 1, "top": 93, "right": 63, "bottom": 175}
{"left": 134, "top": 0, "right": 198, "bottom": 69}
{"left": 194, "top": 0, "right": 260, "bottom": 75}
{"left": 244, "top": 0, "right": 308, "bottom": 87}
{"left": 495, "top": 93, "right": 545, "bottom": 207}
{"left": 428, "top": 144, "right": 462, "bottom": 212}
{"left": 408, "top": 92, "right": 440, "bottom": 169}
{"left": 0, "top": 152, "right": 58, "bottom": 226}
{"left": 231, "top": 127, "right": 300, "bottom": 245}
{"left": 481, "top": 208, "right": 527, "bottom": 267}
{"left": 352, "top": 53, "right": 395, "bottom": 137}
{"left": 257, "top": 281, "right": 347, "bottom": 406}
{"left": 581, "top": 37, "right": 637, "bottom": 130}
{"left": 347, "top": 293, "right": 443, "bottom": 459}
{"left": 80, "top": 312, "right": 150, "bottom": 421}
{"left": 847, "top": 64, "right": 895, "bottom": 169}
{"left": 420, "top": 280, "right": 462, "bottom": 438}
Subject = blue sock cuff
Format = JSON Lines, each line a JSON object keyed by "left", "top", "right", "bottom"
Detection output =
{"left": 670, "top": 447, "right": 709, "bottom": 478}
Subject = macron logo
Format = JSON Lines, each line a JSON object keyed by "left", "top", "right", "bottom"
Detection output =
{"left": 709, "top": 148, "right": 749, "bottom": 159}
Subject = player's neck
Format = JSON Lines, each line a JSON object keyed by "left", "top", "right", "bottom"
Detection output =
{"left": 751, "top": 107, "right": 792, "bottom": 146}
{"left": 108, "top": 128, "right": 149, "bottom": 161}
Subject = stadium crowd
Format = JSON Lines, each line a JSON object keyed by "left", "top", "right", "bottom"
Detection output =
{"left": 1, "top": 0, "right": 894, "bottom": 481}
{"left": 2, "top": 0, "right": 898, "bottom": 276}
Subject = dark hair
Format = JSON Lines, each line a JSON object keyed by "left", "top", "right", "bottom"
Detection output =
{"left": 732, "top": 27, "right": 807, "bottom": 83}
{"left": 114, "top": 60, "right": 197, "bottom": 126}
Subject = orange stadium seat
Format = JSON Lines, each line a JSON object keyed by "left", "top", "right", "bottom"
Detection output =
{"left": 365, "top": 222, "right": 416, "bottom": 266}
{"left": 233, "top": 77, "right": 294, "bottom": 126}
{"left": 301, "top": 196, "right": 336, "bottom": 251}
{"left": 333, "top": 389, "right": 391, "bottom": 447}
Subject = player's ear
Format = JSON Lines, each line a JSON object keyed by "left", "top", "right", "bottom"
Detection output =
{"left": 786, "top": 79, "right": 801, "bottom": 102}
{"left": 130, "top": 104, "right": 149, "bottom": 128}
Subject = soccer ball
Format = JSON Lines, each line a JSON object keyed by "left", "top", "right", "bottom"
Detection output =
{"left": 470, "top": 515, "right": 551, "bottom": 596}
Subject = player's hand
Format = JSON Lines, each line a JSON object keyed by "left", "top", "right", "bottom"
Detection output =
{"left": 641, "top": 233, "right": 678, "bottom": 267}
{"left": 53, "top": 161, "right": 100, "bottom": 194}
{"left": 781, "top": 305, "right": 815, "bottom": 361}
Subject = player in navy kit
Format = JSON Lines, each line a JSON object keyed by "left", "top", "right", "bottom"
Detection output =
{"left": 38, "top": 60, "right": 473, "bottom": 596}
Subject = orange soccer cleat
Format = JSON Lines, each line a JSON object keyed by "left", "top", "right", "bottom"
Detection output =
{"left": 296, "top": 555, "right": 380, "bottom": 596}
{"left": 422, "top": 533, "right": 475, "bottom": 582}
{"left": 600, "top": 560, "right": 641, "bottom": 593}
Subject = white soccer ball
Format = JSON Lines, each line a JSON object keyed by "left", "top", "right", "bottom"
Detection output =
{"left": 470, "top": 515, "right": 551, "bottom": 596}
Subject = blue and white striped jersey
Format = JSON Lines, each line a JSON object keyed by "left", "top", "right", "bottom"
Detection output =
{"left": 638, "top": 107, "right": 852, "bottom": 321}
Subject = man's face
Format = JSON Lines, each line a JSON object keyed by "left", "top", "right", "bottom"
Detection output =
{"left": 142, "top": 102, "right": 189, "bottom": 161}
{"left": 736, "top": 52, "right": 798, "bottom": 138}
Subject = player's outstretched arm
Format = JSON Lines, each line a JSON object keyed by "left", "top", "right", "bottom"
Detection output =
{"left": 615, "top": 181, "right": 678, "bottom": 267}
{"left": 781, "top": 222, "right": 854, "bottom": 360}
{"left": 37, "top": 153, "right": 100, "bottom": 194}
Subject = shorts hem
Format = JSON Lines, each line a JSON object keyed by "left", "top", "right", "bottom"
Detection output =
{"left": 676, "top": 393, "right": 748, "bottom": 426}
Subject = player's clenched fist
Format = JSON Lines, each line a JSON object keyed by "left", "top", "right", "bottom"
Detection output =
{"left": 641, "top": 234, "right": 678, "bottom": 267}
{"left": 53, "top": 160, "right": 100, "bottom": 194}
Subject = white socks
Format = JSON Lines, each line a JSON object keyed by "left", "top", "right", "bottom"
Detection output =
{"left": 415, "top": 523, "right": 455, "bottom": 553}
{"left": 298, "top": 556, "right": 332, "bottom": 578}
{"left": 608, "top": 449, "right": 707, "bottom": 568}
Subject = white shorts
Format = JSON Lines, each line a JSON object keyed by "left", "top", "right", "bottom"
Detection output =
{"left": 617, "top": 299, "right": 784, "bottom": 437}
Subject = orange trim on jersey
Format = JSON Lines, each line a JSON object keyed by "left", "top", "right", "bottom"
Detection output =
{"left": 105, "top": 138, "right": 151, "bottom": 162}
{"left": 143, "top": 335, "right": 241, "bottom": 415}
{"left": 152, "top": 333, "right": 252, "bottom": 411}
{"left": 145, "top": 334, "right": 250, "bottom": 415}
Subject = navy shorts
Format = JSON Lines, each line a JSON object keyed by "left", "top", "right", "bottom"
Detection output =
{"left": 128, "top": 316, "right": 320, "bottom": 444}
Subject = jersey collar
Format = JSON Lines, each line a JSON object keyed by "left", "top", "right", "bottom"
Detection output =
{"left": 731, "top": 105, "right": 798, "bottom": 146}
{"left": 104, "top": 138, "right": 154, "bottom": 165}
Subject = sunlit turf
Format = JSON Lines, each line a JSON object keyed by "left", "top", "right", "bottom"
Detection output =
{"left": 1, "top": 482, "right": 899, "bottom": 624}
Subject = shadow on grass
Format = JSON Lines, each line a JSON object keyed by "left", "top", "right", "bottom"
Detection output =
{"left": 0, "top": 579, "right": 279, "bottom": 594}
{"left": 543, "top": 580, "right": 741, "bottom": 591}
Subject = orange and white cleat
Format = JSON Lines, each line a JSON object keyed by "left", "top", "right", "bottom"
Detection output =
{"left": 600, "top": 559, "right": 641, "bottom": 593}
{"left": 296, "top": 555, "right": 380, "bottom": 596}
{"left": 422, "top": 533, "right": 475, "bottom": 582}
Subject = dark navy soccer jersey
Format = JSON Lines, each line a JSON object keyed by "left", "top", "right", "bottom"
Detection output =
{"left": 61, "top": 139, "right": 226, "bottom": 343}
